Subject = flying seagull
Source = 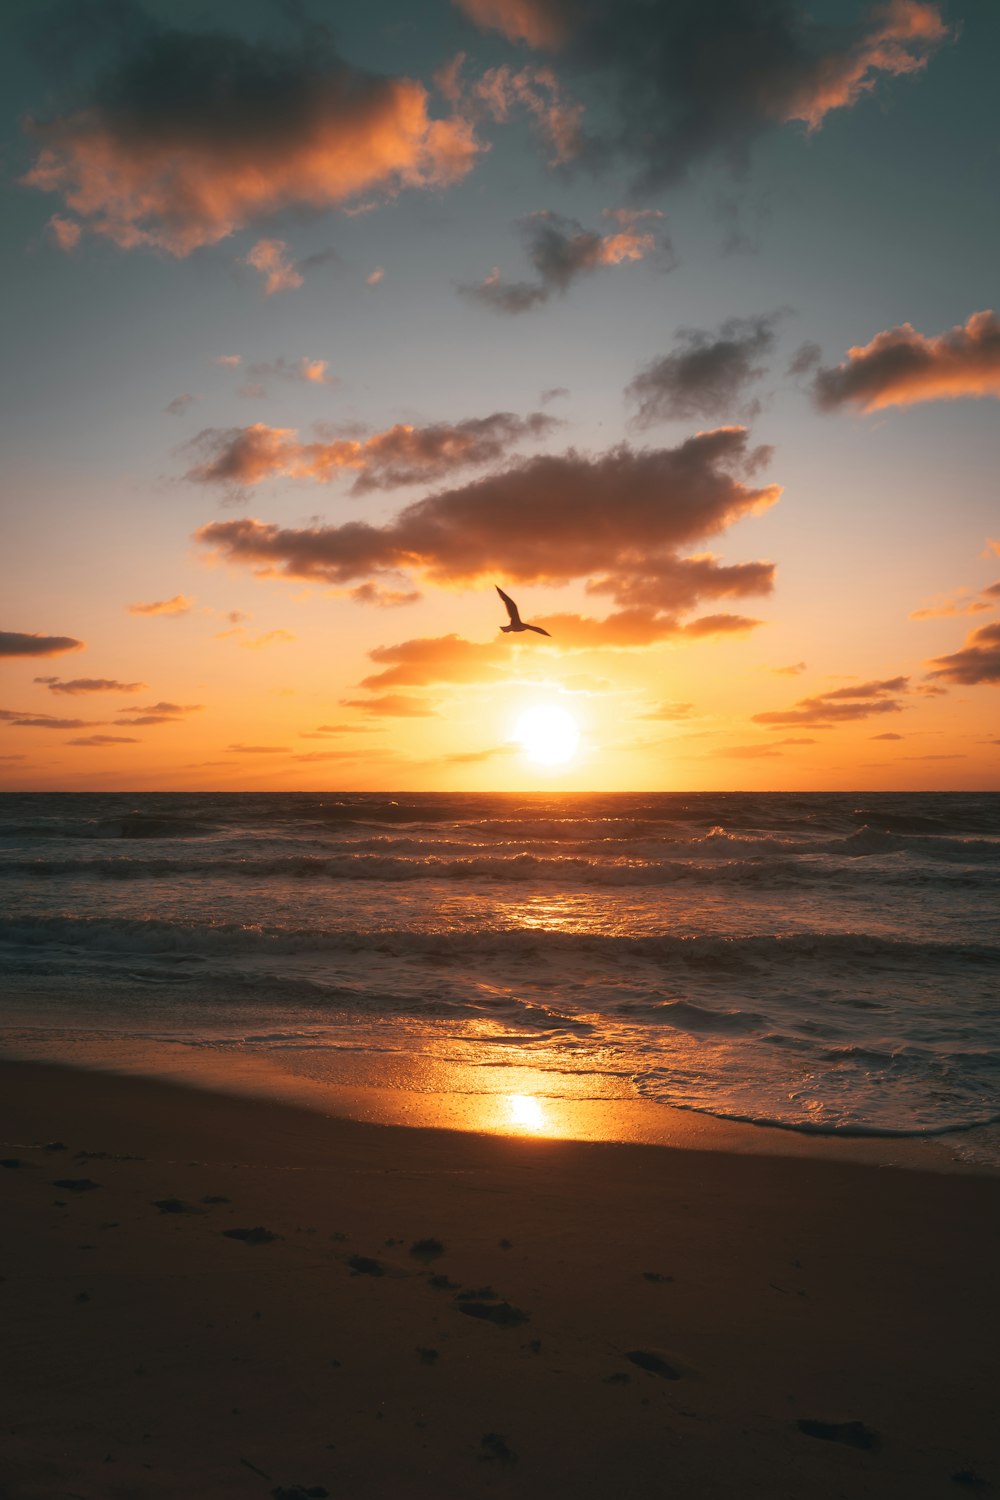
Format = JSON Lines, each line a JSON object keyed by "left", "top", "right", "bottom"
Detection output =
{"left": 496, "top": 585, "right": 551, "bottom": 636}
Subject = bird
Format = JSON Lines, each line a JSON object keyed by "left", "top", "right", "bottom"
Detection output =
{"left": 495, "top": 585, "right": 551, "bottom": 636}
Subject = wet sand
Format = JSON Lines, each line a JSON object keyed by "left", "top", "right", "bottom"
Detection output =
{"left": 2, "top": 1057, "right": 999, "bottom": 1498}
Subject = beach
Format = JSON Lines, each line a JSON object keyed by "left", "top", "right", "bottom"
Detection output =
{"left": 3, "top": 1056, "right": 999, "bottom": 1499}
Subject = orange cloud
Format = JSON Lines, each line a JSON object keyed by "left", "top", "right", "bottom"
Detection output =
{"left": 0, "top": 631, "right": 84, "bottom": 658}
{"left": 244, "top": 240, "right": 302, "bottom": 295}
{"left": 195, "top": 427, "right": 780, "bottom": 641}
{"left": 814, "top": 311, "right": 1000, "bottom": 413}
{"left": 340, "top": 694, "right": 439, "bottom": 717}
{"left": 780, "top": 0, "right": 949, "bottom": 130}
{"left": 360, "top": 636, "right": 504, "bottom": 689}
{"left": 928, "top": 622, "right": 1000, "bottom": 686}
{"left": 188, "top": 412, "right": 558, "bottom": 495}
{"left": 22, "top": 25, "right": 481, "bottom": 254}
{"left": 454, "top": 0, "right": 570, "bottom": 48}
{"left": 127, "top": 595, "right": 192, "bottom": 616}
{"left": 472, "top": 64, "right": 582, "bottom": 164}
{"left": 48, "top": 214, "right": 81, "bottom": 251}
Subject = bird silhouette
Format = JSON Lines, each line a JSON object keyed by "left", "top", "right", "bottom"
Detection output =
{"left": 495, "top": 585, "right": 551, "bottom": 636}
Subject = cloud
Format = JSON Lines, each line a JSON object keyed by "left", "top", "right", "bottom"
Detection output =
{"left": 243, "top": 239, "right": 302, "bottom": 295}
{"left": 127, "top": 701, "right": 203, "bottom": 715}
{"left": 771, "top": 660, "right": 807, "bottom": 676}
{"left": 299, "top": 723, "right": 378, "bottom": 738}
{"left": 0, "top": 709, "right": 98, "bottom": 729}
{"left": 127, "top": 595, "right": 192, "bottom": 616}
{"left": 165, "top": 393, "right": 196, "bottom": 416}
{"left": 360, "top": 636, "right": 502, "bottom": 689}
{"left": 752, "top": 677, "right": 908, "bottom": 727}
{"left": 227, "top": 744, "right": 290, "bottom": 754}
{"left": 67, "top": 734, "right": 140, "bottom": 746}
{"left": 461, "top": 208, "right": 671, "bottom": 313}
{"left": 0, "top": 630, "right": 84, "bottom": 658}
{"left": 293, "top": 749, "right": 370, "bottom": 762}
{"left": 637, "top": 701, "right": 695, "bottom": 721}
{"left": 340, "top": 694, "right": 438, "bottom": 717}
{"left": 187, "top": 412, "right": 559, "bottom": 495}
{"left": 468, "top": 62, "right": 584, "bottom": 164}
{"left": 213, "top": 355, "right": 242, "bottom": 368}
{"left": 871, "top": 732, "right": 904, "bottom": 740}
{"left": 23, "top": 20, "right": 481, "bottom": 254}
{"left": 240, "top": 358, "right": 338, "bottom": 393}
{"left": 541, "top": 386, "right": 569, "bottom": 404}
{"left": 928, "top": 622, "right": 1000, "bottom": 686}
{"left": 217, "top": 628, "right": 296, "bottom": 650}
{"left": 627, "top": 315, "right": 779, "bottom": 425}
{"left": 35, "top": 677, "right": 146, "bottom": 695}
{"left": 787, "top": 341, "right": 821, "bottom": 376}
{"left": 455, "top": 0, "right": 571, "bottom": 49}
{"left": 813, "top": 311, "right": 1000, "bottom": 413}
{"left": 910, "top": 582, "right": 997, "bottom": 620}
{"left": 367, "top": 267, "right": 385, "bottom": 285}
{"left": 195, "top": 426, "right": 780, "bottom": 643}
{"left": 453, "top": 0, "right": 948, "bottom": 187}
{"left": 347, "top": 583, "right": 422, "bottom": 608}
{"left": 48, "top": 213, "right": 81, "bottom": 251}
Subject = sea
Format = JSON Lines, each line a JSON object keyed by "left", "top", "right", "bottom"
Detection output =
{"left": 1, "top": 790, "right": 998, "bottom": 1142}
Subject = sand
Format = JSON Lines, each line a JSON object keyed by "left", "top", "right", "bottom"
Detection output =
{"left": 2, "top": 1058, "right": 999, "bottom": 1499}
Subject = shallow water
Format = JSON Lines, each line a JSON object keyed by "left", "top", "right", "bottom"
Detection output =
{"left": 1, "top": 790, "right": 998, "bottom": 1137}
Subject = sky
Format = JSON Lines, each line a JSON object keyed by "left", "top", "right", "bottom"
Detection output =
{"left": 1, "top": 0, "right": 998, "bottom": 792}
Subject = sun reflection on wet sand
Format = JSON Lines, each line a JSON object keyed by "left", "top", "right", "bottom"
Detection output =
{"left": 507, "top": 1093, "right": 546, "bottom": 1132}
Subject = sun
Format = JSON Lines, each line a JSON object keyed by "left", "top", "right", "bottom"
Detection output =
{"left": 514, "top": 704, "right": 580, "bottom": 766}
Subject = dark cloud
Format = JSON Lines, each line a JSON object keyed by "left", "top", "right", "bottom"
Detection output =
{"left": 23, "top": 17, "right": 480, "bottom": 253}
{"left": 340, "top": 695, "right": 439, "bottom": 717}
{"left": 165, "top": 394, "right": 196, "bottom": 416}
{"left": 0, "top": 708, "right": 99, "bottom": 729}
{"left": 815, "top": 676, "right": 909, "bottom": 700}
{"left": 347, "top": 583, "right": 422, "bottom": 608}
{"left": 461, "top": 208, "right": 672, "bottom": 314}
{"left": 928, "top": 622, "right": 1000, "bottom": 686}
{"left": 787, "top": 340, "right": 822, "bottom": 376}
{"left": 540, "top": 386, "right": 569, "bottom": 403}
{"left": 196, "top": 427, "right": 780, "bottom": 641}
{"left": 35, "top": 676, "right": 146, "bottom": 695}
{"left": 0, "top": 630, "right": 84, "bottom": 657}
{"left": 226, "top": 744, "right": 290, "bottom": 754}
{"left": 752, "top": 688, "right": 906, "bottom": 727}
{"left": 454, "top": 0, "right": 949, "bottom": 188}
{"left": 67, "top": 734, "right": 139, "bottom": 746}
{"left": 627, "top": 315, "right": 779, "bottom": 426}
{"left": 187, "top": 412, "right": 559, "bottom": 496}
{"left": 813, "top": 311, "right": 1000, "bottom": 413}
{"left": 126, "top": 701, "right": 203, "bottom": 715}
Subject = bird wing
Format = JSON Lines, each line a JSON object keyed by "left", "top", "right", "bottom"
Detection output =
{"left": 525, "top": 624, "right": 551, "bottom": 637}
{"left": 495, "top": 585, "right": 521, "bottom": 626}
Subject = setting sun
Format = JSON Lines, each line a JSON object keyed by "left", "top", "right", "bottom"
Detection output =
{"left": 513, "top": 705, "right": 581, "bottom": 766}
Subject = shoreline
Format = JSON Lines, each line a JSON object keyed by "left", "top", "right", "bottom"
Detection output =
{"left": 2, "top": 1056, "right": 999, "bottom": 1497}
{"left": 4, "top": 1031, "right": 1000, "bottom": 1174}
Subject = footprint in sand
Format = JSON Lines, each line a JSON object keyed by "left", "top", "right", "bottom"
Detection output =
{"left": 222, "top": 1227, "right": 279, "bottom": 1245}
{"left": 796, "top": 1418, "right": 881, "bottom": 1452}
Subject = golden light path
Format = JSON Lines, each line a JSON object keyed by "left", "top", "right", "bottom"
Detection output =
{"left": 513, "top": 704, "right": 581, "bottom": 766}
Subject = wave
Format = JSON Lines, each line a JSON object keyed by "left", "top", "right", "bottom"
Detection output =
{"left": 2, "top": 913, "right": 997, "bottom": 968}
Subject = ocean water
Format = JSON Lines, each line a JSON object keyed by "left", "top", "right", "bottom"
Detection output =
{"left": 1, "top": 790, "right": 998, "bottom": 1138}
